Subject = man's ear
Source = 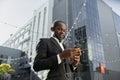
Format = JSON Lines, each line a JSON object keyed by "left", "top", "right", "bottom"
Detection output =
{"left": 51, "top": 27, "right": 55, "bottom": 31}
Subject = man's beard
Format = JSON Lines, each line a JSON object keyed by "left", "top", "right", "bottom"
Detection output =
{"left": 53, "top": 34, "right": 65, "bottom": 42}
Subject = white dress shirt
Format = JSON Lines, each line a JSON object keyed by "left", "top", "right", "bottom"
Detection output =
{"left": 53, "top": 37, "right": 77, "bottom": 69}
{"left": 52, "top": 37, "right": 64, "bottom": 64}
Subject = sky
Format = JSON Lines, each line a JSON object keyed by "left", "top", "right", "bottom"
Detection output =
{"left": 0, "top": 0, "right": 120, "bottom": 45}
{"left": 103, "top": 0, "right": 120, "bottom": 15}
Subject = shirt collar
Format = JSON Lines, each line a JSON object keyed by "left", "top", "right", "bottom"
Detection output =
{"left": 52, "top": 37, "right": 63, "bottom": 43}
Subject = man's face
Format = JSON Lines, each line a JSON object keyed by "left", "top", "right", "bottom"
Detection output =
{"left": 54, "top": 23, "right": 66, "bottom": 41}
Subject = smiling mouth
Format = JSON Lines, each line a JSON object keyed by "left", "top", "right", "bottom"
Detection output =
{"left": 59, "top": 35, "right": 65, "bottom": 38}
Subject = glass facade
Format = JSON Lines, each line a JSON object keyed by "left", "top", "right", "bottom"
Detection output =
{"left": 70, "top": 0, "right": 105, "bottom": 78}
{"left": 86, "top": 0, "right": 105, "bottom": 71}
{"left": 112, "top": 12, "right": 120, "bottom": 47}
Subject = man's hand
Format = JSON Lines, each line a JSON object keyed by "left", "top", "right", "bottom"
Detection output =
{"left": 71, "top": 56, "right": 80, "bottom": 67}
{"left": 59, "top": 48, "right": 80, "bottom": 61}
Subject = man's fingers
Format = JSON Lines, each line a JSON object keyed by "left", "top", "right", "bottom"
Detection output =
{"left": 71, "top": 48, "right": 80, "bottom": 53}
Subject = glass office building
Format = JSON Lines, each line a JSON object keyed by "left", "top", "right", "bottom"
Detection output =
{"left": 72, "top": 0, "right": 105, "bottom": 69}
{"left": 113, "top": 12, "right": 120, "bottom": 47}
{"left": 53, "top": 0, "right": 105, "bottom": 80}
{"left": 70, "top": 0, "right": 105, "bottom": 80}
{"left": 53, "top": 0, "right": 120, "bottom": 80}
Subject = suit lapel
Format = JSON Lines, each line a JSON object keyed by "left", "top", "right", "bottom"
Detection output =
{"left": 63, "top": 44, "right": 67, "bottom": 49}
{"left": 50, "top": 37, "right": 63, "bottom": 52}
{"left": 50, "top": 37, "right": 72, "bottom": 78}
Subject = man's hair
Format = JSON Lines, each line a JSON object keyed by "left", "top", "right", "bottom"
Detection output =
{"left": 53, "top": 20, "right": 66, "bottom": 28}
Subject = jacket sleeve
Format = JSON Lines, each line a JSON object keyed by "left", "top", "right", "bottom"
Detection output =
{"left": 33, "top": 39, "right": 58, "bottom": 72}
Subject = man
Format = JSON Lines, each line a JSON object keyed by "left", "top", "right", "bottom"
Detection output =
{"left": 33, "top": 20, "right": 81, "bottom": 80}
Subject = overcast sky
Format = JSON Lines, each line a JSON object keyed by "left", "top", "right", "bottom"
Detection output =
{"left": 103, "top": 0, "right": 120, "bottom": 15}
{"left": 0, "top": 0, "right": 120, "bottom": 45}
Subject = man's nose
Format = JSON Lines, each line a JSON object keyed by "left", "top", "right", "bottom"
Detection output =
{"left": 60, "top": 30, "right": 65, "bottom": 34}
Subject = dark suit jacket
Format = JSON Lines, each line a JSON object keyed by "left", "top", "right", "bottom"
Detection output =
{"left": 33, "top": 37, "right": 74, "bottom": 80}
